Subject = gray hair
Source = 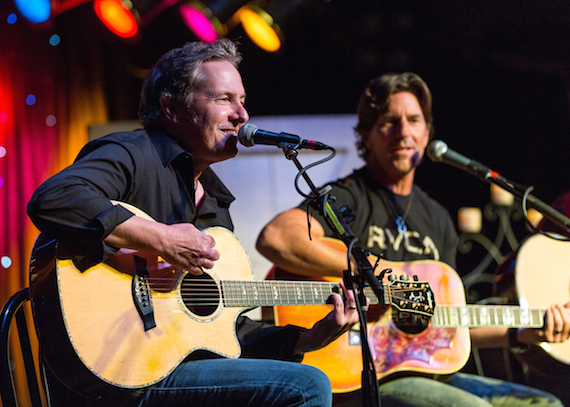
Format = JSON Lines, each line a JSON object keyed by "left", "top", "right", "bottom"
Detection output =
{"left": 138, "top": 39, "right": 242, "bottom": 130}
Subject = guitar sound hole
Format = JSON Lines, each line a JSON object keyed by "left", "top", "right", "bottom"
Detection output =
{"left": 181, "top": 272, "right": 220, "bottom": 317}
{"left": 392, "top": 310, "right": 429, "bottom": 334}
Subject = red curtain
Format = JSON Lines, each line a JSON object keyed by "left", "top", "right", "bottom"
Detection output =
{"left": 0, "top": 14, "right": 108, "bottom": 320}
{"left": 1, "top": 8, "right": 111, "bottom": 405}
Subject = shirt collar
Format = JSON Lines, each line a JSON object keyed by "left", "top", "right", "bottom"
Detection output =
{"left": 149, "top": 129, "right": 235, "bottom": 207}
{"left": 149, "top": 130, "right": 186, "bottom": 167}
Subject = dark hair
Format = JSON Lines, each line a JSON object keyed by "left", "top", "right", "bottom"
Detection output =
{"left": 354, "top": 72, "right": 434, "bottom": 159}
{"left": 138, "top": 39, "right": 242, "bottom": 130}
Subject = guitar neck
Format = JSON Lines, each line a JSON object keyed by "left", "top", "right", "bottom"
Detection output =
{"left": 221, "top": 280, "right": 382, "bottom": 307}
{"left": 220, "top": 279, "right": 545, "bottom": 328}
{"left": 432, "top": 304, "right": 545, "bottom": 328}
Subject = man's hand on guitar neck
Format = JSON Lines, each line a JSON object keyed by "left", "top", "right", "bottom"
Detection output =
{"left": 294, "top": 281, "right": 369, "bottom": 355}
{"left": 104, "top": 215, "right": 220, "bottom": 276}
{"left": 471, "top": 302, "right": 570, "bottom": 349}
{"left": 519, "top": 302, "right": 570, "bottom": 344}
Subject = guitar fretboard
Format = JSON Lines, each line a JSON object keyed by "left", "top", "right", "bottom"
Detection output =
{"left": 432, "top": 304, "right": 545, "bottom": 328}
{"left": 219, "top": 280, "right": 545, "bottom": 328}
{"left": 220, "top": 280, "right": 382, "bottom": 307}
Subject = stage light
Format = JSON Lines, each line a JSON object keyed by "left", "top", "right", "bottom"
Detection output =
{"left": 178, "top": 0, "right": 305, "bottom": 52}
{"left": 179, "top": 0, "right": 248, "bottom": 44}
{"left": 93, "top": 0, "right": 174, "bottom": 38}
{"left": 14, "top": 0, "right": 51, "bottom": 24}
{"left": 238, "top": 3, "right": 282, "bottom": 52}
{"left": 94, "top": 0, "right": 139, "bottom": 38}
{"left": 179, "top": 2, "right": 219, "bottom": 43}
{"left": 237, "top": 0, "right": 307, "bottom": 52}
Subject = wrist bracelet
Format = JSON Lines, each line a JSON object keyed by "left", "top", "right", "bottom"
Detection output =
{"left": 508, "top": 327, "right": 531, "bottom": 353}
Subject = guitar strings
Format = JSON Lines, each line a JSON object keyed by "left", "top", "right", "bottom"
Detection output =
{"left": 137, "top": 277, "right": 426, "bottom": 308}
{"left": 141, "top": 279, "right": 545, "bottom": 326}
{"left": 142, "top": 278, "right": 418, "bottom": 296}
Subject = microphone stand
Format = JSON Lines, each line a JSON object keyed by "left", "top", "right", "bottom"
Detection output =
{"left": 280, "top": 144, "right": 385, "bottom": 407}
{"left": 466, "top": 164, "right": 570, "bottom": 235}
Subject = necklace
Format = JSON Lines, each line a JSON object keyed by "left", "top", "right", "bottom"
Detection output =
{"left": 379, "top": 188, "right": 414, "bottom": 236}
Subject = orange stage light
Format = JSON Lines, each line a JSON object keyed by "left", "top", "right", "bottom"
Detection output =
{"left": 93, "top": 0, "right": 139, "bottom": 38}
{"left": 239, "top": 5, "right": 281, "bottom": 52}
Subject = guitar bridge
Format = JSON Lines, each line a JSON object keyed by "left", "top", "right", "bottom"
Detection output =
{"left": 132, "top": 256, "right": 156, "bottom": 331}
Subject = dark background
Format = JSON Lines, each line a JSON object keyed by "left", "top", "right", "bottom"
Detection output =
{"left": 48, "top": 0, "right": 570, "bottom": 222}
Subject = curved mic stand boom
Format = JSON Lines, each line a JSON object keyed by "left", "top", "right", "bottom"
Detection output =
{"left": 279, "top": 143, "right": 386, "bottom": 407}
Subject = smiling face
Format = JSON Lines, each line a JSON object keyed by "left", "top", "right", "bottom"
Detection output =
{"left": 169, "top": 60, "right": 249, "bottom": 173}
{"left": 363, "top": 91, "right": 430, "bottom": 189}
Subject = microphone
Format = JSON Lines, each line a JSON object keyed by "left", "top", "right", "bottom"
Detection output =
{"left": 429, "top": 141, "right": 570, "bottom": 232}
{"left": 238, "top": 123, "right": 331, "bottom": 150}
{"left": 427, "top": 140, "right": 507, "bottom": 183}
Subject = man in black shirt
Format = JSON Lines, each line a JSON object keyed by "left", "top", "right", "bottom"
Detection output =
{"left": 27, "top": 39, "right": 361, "bottom": 407}
{"left": 256, "top": 72, "right": 570, "bottom": 406}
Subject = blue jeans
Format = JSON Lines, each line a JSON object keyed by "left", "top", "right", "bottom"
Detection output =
{"left": 136, "top": 358, "right": 332, "bottom": 407}
{"left": 333, "top": 373, "right": 563, "bottom": 407}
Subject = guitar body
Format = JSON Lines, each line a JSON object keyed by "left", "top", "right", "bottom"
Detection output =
{"left": 514, "top": 233, "right": 570, "bottom": 369}
{"left": 31, "top": 217, "right": 255, "bottom": 390}
{"left": 272, "top": 238, "right": 471, "bottom": 394}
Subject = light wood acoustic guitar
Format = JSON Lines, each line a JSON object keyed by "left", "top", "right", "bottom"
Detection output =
{"left": 30, "top": 202, "right": 438, "bottom": 390}
{"left": 509, "top": 233, "right": 570, "bottom": 373}
{"left": 270, "top": 238, "right": 549, "bottom": 394}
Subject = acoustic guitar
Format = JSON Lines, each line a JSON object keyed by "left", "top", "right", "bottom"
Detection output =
{"left": 271, "top": 238, "right": 548, "bottom": 394}
{"left": 510, "top": 233, "right": 570, "bottom": 373}
{"left": 30, "top": 202, "right": 436, "bottom": 390}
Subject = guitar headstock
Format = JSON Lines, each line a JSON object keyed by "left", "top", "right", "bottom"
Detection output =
{"left": 386, "top": 275, "right": 435, "bottom": 332}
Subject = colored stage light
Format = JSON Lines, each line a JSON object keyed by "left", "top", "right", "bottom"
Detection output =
{"left": 239, "top": 4, "right": 281, "bottom": 52}
{"left": 179, "top": 3, "right": 219, "bottom": 43}
{"left": 14, "top": 0, "right": 51, "bottom": 23}
{"left": 93, "top": 0, "right": 139, "bottom": 38}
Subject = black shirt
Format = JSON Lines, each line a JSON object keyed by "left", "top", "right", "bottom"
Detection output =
{"left": 299, "top": 166, "right": 458, "bottom": 268}
{"left": 28, "top": 129, "right": 235, "bottom": 270}
{"left": 27, "top": 128, "right": 306, "bottom": 399}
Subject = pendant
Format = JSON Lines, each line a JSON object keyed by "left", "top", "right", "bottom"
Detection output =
{"left": 395, "top": 216, "right": 407, "bottom": 236}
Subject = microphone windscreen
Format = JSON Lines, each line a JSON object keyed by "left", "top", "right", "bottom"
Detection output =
{"left": 238, "top": 123, "right": 258, "bottom": 147}
{"left": 427, "top": 140, "right": 448, "bottom": 162}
